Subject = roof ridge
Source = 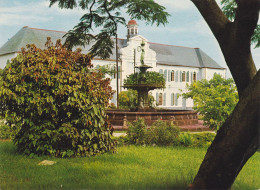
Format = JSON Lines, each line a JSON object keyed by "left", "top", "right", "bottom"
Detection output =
{"left": 148, "top": 41, "right": 196, "bottom": 49}
{"left": 21, "top": 27, "right": 197, "bottom": 49}
{"left": 194, "top": 48, "right": 205, "bottom": 67}
{"left": 11, "top": 27, "right": 28, "bottom": 52}
{"left": 23, "top": 26, "right": 67, "bottom": 34}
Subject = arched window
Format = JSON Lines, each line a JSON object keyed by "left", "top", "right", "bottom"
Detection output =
{"left": 182, "top": 71, "right": 186, "bottom": 82}
{"left": 135, "top": 28, "right": 137, "bottom": 34}
{"left": 159, "top": 93, "right": 163, "bottom": 106}
{"left": 171, "top": 70, "right": 175, "bottom": 81}
{"left": 193, "top": 72, "right": 197, "bottom": 81}
{"left": 131, "top": 28, "right": 134, "bottom": 34}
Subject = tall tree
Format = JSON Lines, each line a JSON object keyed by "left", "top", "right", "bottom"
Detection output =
{"left": 49, "top": 0, "right": 259, "bottom": 189}
{"left": 189, "top": 0, "right": 259, "bottom": 189}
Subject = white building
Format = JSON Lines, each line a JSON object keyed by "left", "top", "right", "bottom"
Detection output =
{"left": 0, "top": 20, "right": 226, "bottom": 110}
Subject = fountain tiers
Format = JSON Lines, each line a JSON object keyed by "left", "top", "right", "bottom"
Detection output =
{"left": 106, "top": 109, "right": 198, "bottom": 127}
{"left": 113, "top": 41, "right": 198, "bottom": 128}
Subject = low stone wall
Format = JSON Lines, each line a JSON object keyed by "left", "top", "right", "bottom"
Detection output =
{"left": 106, "top": 109, "right": 198, "bottom": 127}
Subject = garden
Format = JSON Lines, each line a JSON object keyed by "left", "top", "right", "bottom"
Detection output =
{"left": 0, "top": 39, "right": 259, "bottom": 190}
{"left": 1, "top": 115, "right": 260, "bottom": 189}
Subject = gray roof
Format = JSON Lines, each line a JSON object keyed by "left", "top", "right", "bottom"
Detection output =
{"left": 0, "top": 26, "right": 225, "bottom": 69}
{"left": 149, "top": 42, "right": 224, "bottom": 69}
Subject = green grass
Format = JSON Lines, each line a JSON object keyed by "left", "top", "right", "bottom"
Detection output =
{"left": 0, "top": 141, "right": 259, "bottom": 190}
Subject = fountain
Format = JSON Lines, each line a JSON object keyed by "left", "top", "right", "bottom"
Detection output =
{"left": 123, "top": 40, "right": 164, "bottom": 110}
{"left": 107, "top": 41, "right": 198, "bottom": 129}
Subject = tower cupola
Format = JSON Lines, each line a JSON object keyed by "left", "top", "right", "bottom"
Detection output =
{"left": 127, "top": 20, "right": 138, "bottom": 39}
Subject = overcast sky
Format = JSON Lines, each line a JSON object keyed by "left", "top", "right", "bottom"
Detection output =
{"left": 0, "top": 0, "right": 259, "bottom": 78}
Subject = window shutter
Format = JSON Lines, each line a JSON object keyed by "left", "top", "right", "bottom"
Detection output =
{"left": 171, "top": 93, "right": 174, "bottom": 106}
{"left": 175, "top": 93, "right": 178, "bottom": 106}
{"left": 182, "top": 97, "right": 186, "bottom": 108}
{"left": 159, "top": 69, "right": 163, "bottom": 74}
{"left": 187, "top": 71, "right": 189, "bottom": 82}
{"left": 175, "top": 71, "right": 178, "bottom": 82}
{"left": 163, "top": 93, "right": 166, "bottom": 106}
{"left": 156, "top": 93, "right": 159, "bottom": 104}
{"left": 190, "top": 72, "right": 193, "bottom": 82}
{"left": 164, "top": 70, "right": 167, "bottom": 81}
{"left": 168, "top": 70, "right": 171, "bottom": 82}
{"left": 180, "top": 70, "right": 182, "bottom": 82}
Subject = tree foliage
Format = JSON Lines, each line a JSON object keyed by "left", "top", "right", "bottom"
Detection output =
{"left": 123, "top": 71, "right": 165, "bottom": 88}
{"left": 0, "top": 38, "right": 116, "bottom": 157}
{"left": 182, "top": 74, "right": 238, "bottom": 131}
{"left": 118, "top": 89, "right": 155, "bottom": 110}
{"left": 49, "top": 0, "right": 170, "bottom": 59}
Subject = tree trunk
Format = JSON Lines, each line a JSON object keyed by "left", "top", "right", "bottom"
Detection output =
{"left": 189, "top": 0, "right": 260, "bottom": 188}
{"left": 190, "top": 70, "right": 260, "bottom": 189}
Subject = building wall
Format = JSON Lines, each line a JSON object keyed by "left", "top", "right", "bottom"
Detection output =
{"left": 0, "top": 53, "right": 17, "bottom": 69}
{"left": 152, "top": 65, "right": 200, "bottom": 109}
{"left": 204, "top": 68, "right": 226, "bottom": 80}
{"left": 91, "top": 37, "right": 226, "bottom": 110}
{"left": 0, "top": 36, "right": 226, "bottom": 110}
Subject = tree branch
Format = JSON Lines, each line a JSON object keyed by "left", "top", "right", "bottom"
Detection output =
{"left": 234, "top": 0, "right": 260, "bottom": 48}
{"left": 191, "top": 0, "right": 231, "bottom": 43}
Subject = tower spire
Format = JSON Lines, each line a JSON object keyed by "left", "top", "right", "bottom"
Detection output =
{"left": 127, "top": 20, "right": 138, "bottom": 39}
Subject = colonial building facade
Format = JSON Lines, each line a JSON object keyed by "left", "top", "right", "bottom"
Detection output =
{"left": 0, "top": 20, "right": 226, "bottom": 110}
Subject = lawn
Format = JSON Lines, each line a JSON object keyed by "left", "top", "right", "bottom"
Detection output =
{"left": 0, "top": 141, "right": 259, "bottom": 190}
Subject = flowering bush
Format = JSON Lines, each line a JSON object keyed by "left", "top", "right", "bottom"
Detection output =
{"left": 0, "top": 38, "right": 116, "bottom": 157}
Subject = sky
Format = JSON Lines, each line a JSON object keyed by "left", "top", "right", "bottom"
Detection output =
{"left": 0, "top": 0, "right": 259, "bottom": 78}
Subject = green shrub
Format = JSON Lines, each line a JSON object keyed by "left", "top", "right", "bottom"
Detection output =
{"left": 0, "top": 120, "right": 12, "bottom": 139}
{"left": 178, "top": 133, "right": 194, "bottom": 147}
{"left": 127, "top": 119, "right": 180, "bottom": 146}
{"left": 0, "top": 39, "right": 116, "bottom": 157}
{"left": 148, "top": 120, "right": 180, "bottom": 146}
{"left": 127, "top": 118, "right": 146, "bottom": 145}
{"left": 191, "top": 132, "right": 216, "bottom": 147}
{"left": 118, "top": 89, "right": 138, "bottom": 110}
{"left": 119, "top": 90, "right": 155, "bottom": 110}
{"left": 178, "top": 132, "right": 216, "bottom": 147}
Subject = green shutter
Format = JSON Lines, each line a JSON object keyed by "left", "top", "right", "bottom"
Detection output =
{"left": 164, "top": 70, "right": 167, "bottom": 81}
{"left": 171, "top": 93, "right": 174, "bottom": 106}
{"left": 175, "top": 93, "right": 178, "bottom": 106}
{"left": 168, "top": 70, "right": 171, "bottom": 82}
{"left": 187, "top": 71, "right": 189, "bottom": 82}
{"left": 175, "top": 71, "right": 178, "bottom": 82}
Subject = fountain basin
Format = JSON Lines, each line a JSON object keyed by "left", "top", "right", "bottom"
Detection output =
{"left": 106, "top": 109, "right": 198, "bottom": 127}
